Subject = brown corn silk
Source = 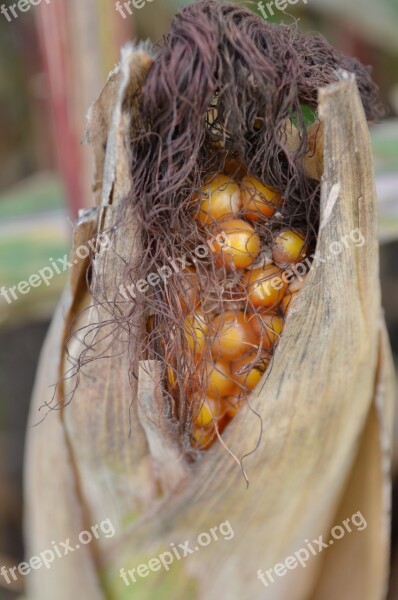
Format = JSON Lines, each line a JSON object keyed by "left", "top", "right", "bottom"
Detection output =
{"left": 24, "top": 4, "right": 394, "bottom": 600}
{"left": 119, "top": 1, "right": 383, "bottom": 452}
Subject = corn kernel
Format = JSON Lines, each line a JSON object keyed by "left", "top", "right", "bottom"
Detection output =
{"left": 206, "top": 359, "right": 236, "bottom": 398}
{"left": 231, "top": 352, "right": 266, "bottom": 390}
{"left": 194, "top": 397, "right": 223, "bottom": 427}
{"left": 241, "top": 264, "right": 287, "bottom": 308}
{"left": 209, "top": 219, "right": 261, "bottom": 270}
{"left": 210, "top": 310, "right": 257, "bottom": 360}
{"left": 251, "top": 313, "right": 284, "bottom": 349}
{"left": 272, "top": 229, "right": 307, "bottom": 265}
{"left": 195, "top": 174, "right": 241, "bottom": 225}
{"left": 184, "top": 310, "right": 208, "bottom": 356}
{"left": 240, "top": 175, "right": 282, "bottom": 221}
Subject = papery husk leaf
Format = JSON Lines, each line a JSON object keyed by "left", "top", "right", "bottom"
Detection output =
{"left": 24, "top": 211, "right": 105, "bottom": 599}
{"left": 309, "top": 322, "right": 395, "bottom": 599}
{"left": 24, "top": 45, "right": 158, "bottom": 600}
{"left": 59, "top": 45, "right": 158, "bottom": 529}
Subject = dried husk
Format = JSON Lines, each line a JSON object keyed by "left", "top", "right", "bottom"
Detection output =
{"left": 24, "top": 45, "right": 395, "bottom": 600}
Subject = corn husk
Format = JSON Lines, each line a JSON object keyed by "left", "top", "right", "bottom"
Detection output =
{"left": 24, "top": 45, "right": 395, "bottom": 600}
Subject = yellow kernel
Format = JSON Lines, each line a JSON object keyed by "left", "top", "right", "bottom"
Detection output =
{"left": 231, "top": 353, "right": 266, "bottom": 390}
{"left": 251, "top": 313, "right": 284, "bottom": 349}
{"left": 241, "top": 264, "right": 287, "bottom": 308}
{"left": 194, "top": 398, "right": 217, "bottom": 427}
{"left": 209, "top": 218, "right": 261, "bottom": 270}
{"left": 184, "top": 310, "right": 208, "bottom": 356}
{"left": 210, "top": 310, "right": 257, "bottom": 360}
{"left": 240, "top": 175, "right": 282, "bottom": 221}
{"left": 272, "top": 230, "right": 307, "bottom": 265}
{"left": 195, "top": 174, "right": 241, "bottom": 225}
{"left": 206, "top": 359, "right": 236, "bottom": 399}
{"left": 195, "top": 398, "right": 225, "bottom": 427}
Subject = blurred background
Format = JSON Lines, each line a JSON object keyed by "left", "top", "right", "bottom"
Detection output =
{"left": 0, "top": 0, "right": 397, "bottom": 598}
